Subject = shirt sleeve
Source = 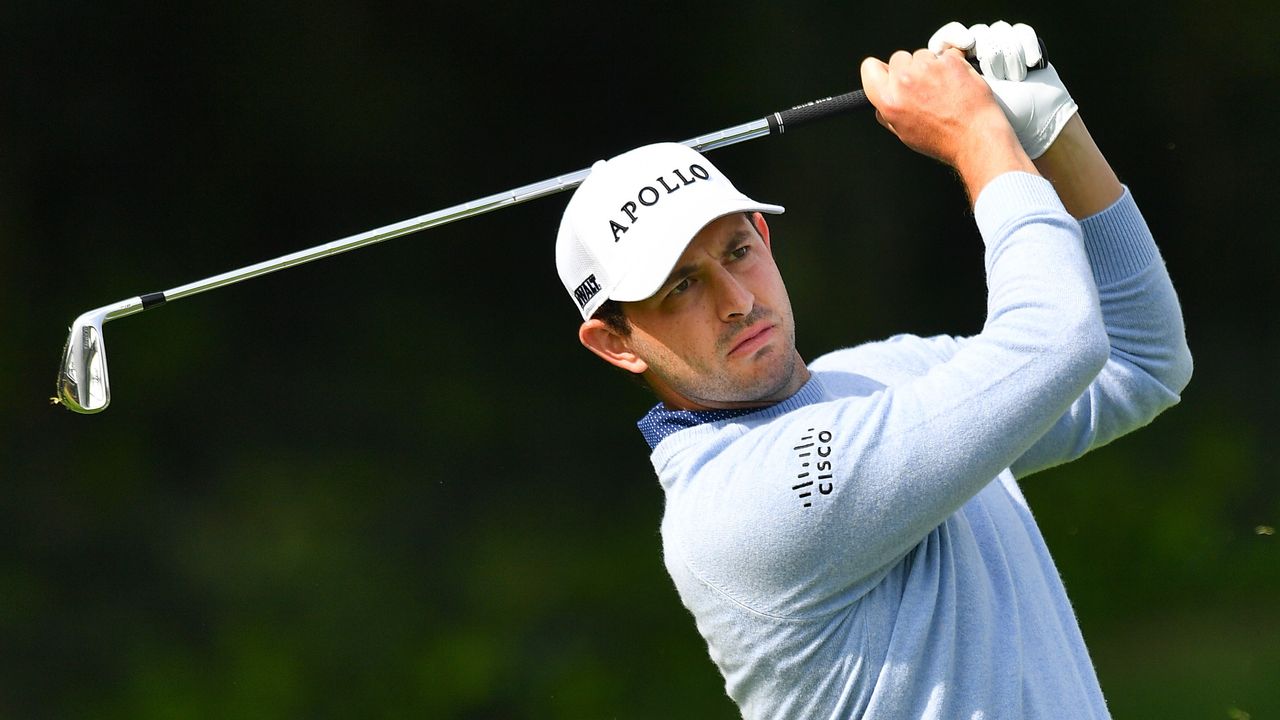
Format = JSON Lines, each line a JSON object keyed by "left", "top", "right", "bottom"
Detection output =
{"left": 1008, "top": 187, "right": 1193, "bottom": 477}
{"left": 673, "top": 173, "right": 1111, "bottom": 614}
{"left": 810, "top": 187, "right": 1193, "bottom": 478}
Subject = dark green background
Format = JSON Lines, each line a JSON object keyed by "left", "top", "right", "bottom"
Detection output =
{"left": 4, "top": 1, "right": 1277, "bottom": 717}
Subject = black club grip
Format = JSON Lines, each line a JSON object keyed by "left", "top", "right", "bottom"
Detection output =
{"left": 767, "top": 91, "right": 870, "bottom": 134}
{"left": 764, "top": 38, "right": 1046, "bottom": 136}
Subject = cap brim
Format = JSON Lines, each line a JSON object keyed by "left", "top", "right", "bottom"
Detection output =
{"left": 607, "top": 198, "right": 784, "bottom": 303}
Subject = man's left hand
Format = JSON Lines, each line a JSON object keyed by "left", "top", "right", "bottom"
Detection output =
{"left": 929, "top": 20, "right": 1079, "bottom": 159}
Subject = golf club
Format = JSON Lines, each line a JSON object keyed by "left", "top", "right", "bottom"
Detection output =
{"left": 55, "top": 90, "right": 872, "bottom": 413}
{"left": 53, "top": 33, "right": 1053, "bottom": 415}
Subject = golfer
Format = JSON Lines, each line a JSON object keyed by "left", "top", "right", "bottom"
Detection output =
{"left": 556, "top": 20, "right": 1191, "bottom": 719}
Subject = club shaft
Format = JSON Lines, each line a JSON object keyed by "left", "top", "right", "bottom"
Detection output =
{"left": 164, "top": 166, "right": 593, "bottom": 303}
{"left": 55, "top": 88, "right": 871, "bottom": 414}
{"left": 117, "top": 90, "right": 870, "bottom": 314}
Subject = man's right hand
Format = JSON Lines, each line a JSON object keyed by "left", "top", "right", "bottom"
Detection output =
{"left": 859, "top": 48, "right": 1037, "bottom": 203}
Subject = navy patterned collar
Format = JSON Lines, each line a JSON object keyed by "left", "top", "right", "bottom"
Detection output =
{"left": 637, "top": 404, "right": 765, "bottom": 450}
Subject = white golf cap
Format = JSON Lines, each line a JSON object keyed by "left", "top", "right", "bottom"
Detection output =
{"left": 556, "top": 142, "right": 784, "bottom": 320}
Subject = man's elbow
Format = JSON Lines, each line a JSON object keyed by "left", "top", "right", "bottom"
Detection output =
{"left": 1145, "top": 307, "right": 1194, "bottom": 397}
{"left": 1084, "top": 326, "right": 1112, "bottom": 381}
{"left": 1068, "top": 302, "right": 1111, "bottom": 381}
{"left": 1167, "top": 335, "right": 1194, "bottom": 396}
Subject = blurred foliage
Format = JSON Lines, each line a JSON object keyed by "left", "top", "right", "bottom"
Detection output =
{"left": 2, "top": 0, "right": 1278, "bottom": 717}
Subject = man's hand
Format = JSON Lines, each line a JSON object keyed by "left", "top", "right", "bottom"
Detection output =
{"left": 928, "top": 20, "right": 1121, "bottom": 217}
{"left": 928, "top": 21, "right": 1078, "bottom": 159}
{"left": 859, "top": 48, "right": 1036, "bottom": 202}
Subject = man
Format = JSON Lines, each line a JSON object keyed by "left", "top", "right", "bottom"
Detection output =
{"left": 555, "top": 20, "right": 1192, "bottom": 719}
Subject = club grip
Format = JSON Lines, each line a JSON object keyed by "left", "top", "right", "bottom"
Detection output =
{"left": 763, "top": 39, "right": 1046, "bottom": 136}
{"left": 766, "top": 90, "right": 870, "bottom": 134}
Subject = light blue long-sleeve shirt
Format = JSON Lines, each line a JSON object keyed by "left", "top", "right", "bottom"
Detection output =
{"left": 641, "top": 173, "right": 1192, "bottom": 719}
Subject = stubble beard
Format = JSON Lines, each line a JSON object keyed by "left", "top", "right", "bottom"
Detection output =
{"left": 653, "top": 305, "right": 804, "bottom": 408}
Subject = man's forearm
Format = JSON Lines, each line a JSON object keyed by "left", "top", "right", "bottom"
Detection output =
{"left": 1031, "top": 114, "right": 1124, "bottom": 219}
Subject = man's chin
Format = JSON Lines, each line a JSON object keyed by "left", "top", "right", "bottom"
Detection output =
{"left": 719, "top": 352, "right": 805, "bottom": 406}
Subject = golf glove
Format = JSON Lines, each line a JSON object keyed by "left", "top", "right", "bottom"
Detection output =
{"left": 928, "top": 20, "right": 1078, "bottom": 159}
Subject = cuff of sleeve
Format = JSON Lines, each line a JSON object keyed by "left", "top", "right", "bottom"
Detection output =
{"left": 973, "top": 172, "right": 1070, "bottom": 246}
{"left": 1079, "top": 187, "right": 1159, "bottom": 286}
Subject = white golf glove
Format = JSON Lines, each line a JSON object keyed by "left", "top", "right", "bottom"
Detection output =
{"left": 928, "top": 20, "right": 1078, "bottom": 159}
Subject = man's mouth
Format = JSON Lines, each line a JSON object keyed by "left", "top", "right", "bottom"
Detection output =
{"left": 728, "top": 323, "right": 776, "bottom": 358}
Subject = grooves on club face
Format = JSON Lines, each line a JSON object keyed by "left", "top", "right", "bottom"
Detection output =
{"left": 55, "top": 312, "right": 111, "bottom": 414}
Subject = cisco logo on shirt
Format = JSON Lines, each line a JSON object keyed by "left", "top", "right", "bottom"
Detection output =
{"left": 791, "top": 428, "right": 836, "bottom": 508}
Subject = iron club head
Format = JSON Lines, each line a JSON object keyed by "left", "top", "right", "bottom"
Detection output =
{"left": 54, "top": 297, "right": 150, "bottom": 414}
{"left": 56, "top": 309, "right": 111, "bottom": 413}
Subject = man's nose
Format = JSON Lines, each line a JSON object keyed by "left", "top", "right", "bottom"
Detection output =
{"left": 714, "top": 268, "right": 755, "bottom": 321}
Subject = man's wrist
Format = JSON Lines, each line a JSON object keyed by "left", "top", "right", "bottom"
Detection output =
{"left": 955, "top": 118, "right": 1039, "bottom": 205}
{"left": 1032, "top": 114, "right": 1123, "bottom": 218}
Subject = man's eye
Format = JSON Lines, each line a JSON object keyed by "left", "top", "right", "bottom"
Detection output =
{"left": 669, "top": 278, "right": 692, "bottom": 296}
{"left": 731, "top": 245, "right": 751, "bottom": 260}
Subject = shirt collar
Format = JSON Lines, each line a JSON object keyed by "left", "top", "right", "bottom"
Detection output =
{"left": 636, "top": 404, "right": 764, "bottom": 450}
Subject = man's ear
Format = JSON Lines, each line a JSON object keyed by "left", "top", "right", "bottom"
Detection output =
{"left": 579, "top": 319, "right": 648, "bottom": 374}
{"left": 749, "top": 211, "right": 772, "bottom": 249}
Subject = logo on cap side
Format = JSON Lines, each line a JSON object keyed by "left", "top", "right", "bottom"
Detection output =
{"left": 609, "top": 164, "right": 711, "bottom": 242}
{"left": 573, "top": 274, "right": 603, "bottom": 309}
